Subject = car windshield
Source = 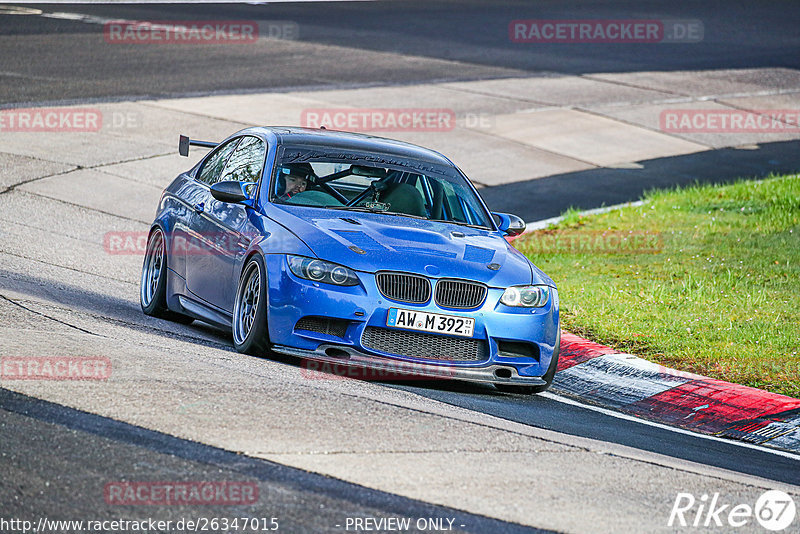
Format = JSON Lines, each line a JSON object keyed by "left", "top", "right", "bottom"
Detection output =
{"left": 270, "top": 146, "right": 493, "bottom": 229}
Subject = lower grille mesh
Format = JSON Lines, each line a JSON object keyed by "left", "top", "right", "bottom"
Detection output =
{"left": 361, "top": 326, "right": 487, "bottom": 361}
{"left": 295, "top": 317, "right": 349, "bottom": 338}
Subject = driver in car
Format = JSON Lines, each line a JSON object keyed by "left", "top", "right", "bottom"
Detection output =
{"left": 278, "top": 166, "right": 308, "bottom": 201}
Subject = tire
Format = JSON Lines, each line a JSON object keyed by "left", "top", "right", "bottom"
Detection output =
{"left": 232, "top": 255, "right": 270, "bottom": 355}
{"left": 496, "top": 329, "right": 560, "bottom": 395}
{"left": 140, "top": 227, "right": 193, "bottom": 324}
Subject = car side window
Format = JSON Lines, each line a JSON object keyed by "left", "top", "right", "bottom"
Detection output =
{"left": 219, "top": 136, "right": 266, "bottom": 187}
{"left": 197, "top": 138, "right": 241, "bottom": 186}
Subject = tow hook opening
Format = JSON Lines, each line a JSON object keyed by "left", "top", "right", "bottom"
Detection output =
{"left": 494, "top": 368, "right": 513, "bottom": 379}
{"left": 325, "top": 347, "right": 351, "bottom": 360}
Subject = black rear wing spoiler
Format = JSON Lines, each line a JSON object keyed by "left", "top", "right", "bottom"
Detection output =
{"left": 179, "top": 135, "right": 217, "bottom": 157}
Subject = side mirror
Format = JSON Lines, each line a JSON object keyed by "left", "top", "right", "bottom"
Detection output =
{"left": 493, "top": 212, "right": 526, "bottom": 236}
{"left": 210, "top": 181, "right": 249, "bottom": 204}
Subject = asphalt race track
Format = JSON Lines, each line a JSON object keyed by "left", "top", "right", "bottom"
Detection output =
{"left": 2, "top": 1, "right": 799, "bottom": 103}
{"left": 1, "top": 2, "right": 799, "bottom": 533}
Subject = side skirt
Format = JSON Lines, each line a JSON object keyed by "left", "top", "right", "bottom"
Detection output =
{"left": 176, "top": 295, "right": 232, "bottom": 329}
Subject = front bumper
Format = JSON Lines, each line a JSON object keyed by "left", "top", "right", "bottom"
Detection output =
{"left": 265, "top": 254, "right": 559, "bottom": 383}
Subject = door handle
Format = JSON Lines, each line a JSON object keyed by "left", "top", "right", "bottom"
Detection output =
{"left": 193, "top": 202, "right": 205, "bottom": 213}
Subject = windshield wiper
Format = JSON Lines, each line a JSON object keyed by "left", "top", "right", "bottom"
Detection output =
{"left": 323, "top": 206, "right": 430, "bottom": 220}
{"left": 428, "top": 218, "right": 491, "bottom": 230}
{"left": 323, "top": 205, "right": 382, "bottom": 212}
{"left": 320, "top": 206, "right": 490, "bottom": 227}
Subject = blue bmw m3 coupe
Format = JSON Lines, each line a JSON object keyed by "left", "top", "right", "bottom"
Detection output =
{"left": 141, "top": 127, "right": 559, "bottom": 393}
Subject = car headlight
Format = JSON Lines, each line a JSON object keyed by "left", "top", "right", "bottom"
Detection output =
{"left": 500, "top": 285, "right": 550, "bottom": 307}
{"left": 287, "top": 256, "right": 359, "bottom": 286}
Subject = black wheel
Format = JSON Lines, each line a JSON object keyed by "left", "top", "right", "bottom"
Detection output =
{"left": 496, "top": 329, "right": 560, "bottom": 395}
{"left": 140, "top": 227, "right": 193, "bottom": 324}
{"left": 232, "top": 255, "right": 270, "bottom": 355}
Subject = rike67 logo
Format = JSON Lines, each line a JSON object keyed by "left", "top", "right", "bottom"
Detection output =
{"left": 669, "top": 490, "right": 797, "bottom": 531}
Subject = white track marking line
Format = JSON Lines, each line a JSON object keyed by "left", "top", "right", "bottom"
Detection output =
{"left": 541, "top": 391, "right": 800, "bottom": 462}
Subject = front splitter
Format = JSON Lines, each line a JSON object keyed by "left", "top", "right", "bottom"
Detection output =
{"left": 271, "top": 343, "right": 547, "bottom": 386}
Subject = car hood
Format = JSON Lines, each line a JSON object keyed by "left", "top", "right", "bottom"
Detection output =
{"left": 271, "top": 206, "right": 554, "bottom": 288}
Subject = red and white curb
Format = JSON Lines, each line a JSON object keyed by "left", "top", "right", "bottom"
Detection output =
{"left": 553, "top": 332, "right": 800, "bottom": 453}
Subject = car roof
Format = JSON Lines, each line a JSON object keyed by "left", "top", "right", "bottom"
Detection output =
{"left": 243, "top": 126, "right": 455, "bottom": 167}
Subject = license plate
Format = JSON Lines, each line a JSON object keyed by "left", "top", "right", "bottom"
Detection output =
{"left": 386, "top": 308, "right": 475, "bottom": 337}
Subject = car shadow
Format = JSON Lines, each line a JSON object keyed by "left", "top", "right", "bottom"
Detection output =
{"left": 481, "top": 140, "right": 800, "bottom": 222}
{"left": 0, "top": 268, "right": 234, "bottom": 349}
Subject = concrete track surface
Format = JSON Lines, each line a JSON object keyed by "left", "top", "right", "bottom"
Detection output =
{"left": 1, "top": 2, "right": 799, "bottom": 533}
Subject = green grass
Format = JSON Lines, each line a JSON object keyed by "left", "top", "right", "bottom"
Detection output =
{"left": 514, "top": 174, "right": 800, "bottom": 398}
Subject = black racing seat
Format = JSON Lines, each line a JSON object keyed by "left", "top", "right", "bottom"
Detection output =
{"left": 381, "top": 183, "right": 426, "bottom": 217}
